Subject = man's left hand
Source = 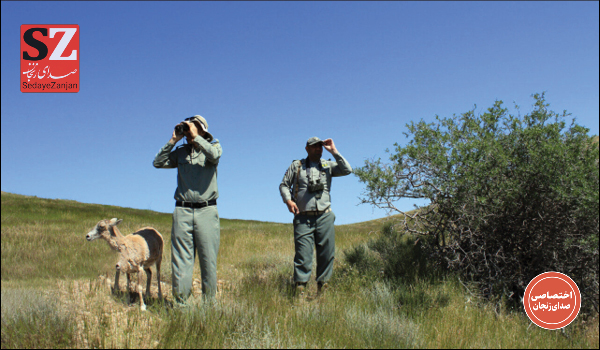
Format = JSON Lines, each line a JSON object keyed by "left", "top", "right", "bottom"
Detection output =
{"left": 323, "top": 138, "right": 338, "bottom": 155}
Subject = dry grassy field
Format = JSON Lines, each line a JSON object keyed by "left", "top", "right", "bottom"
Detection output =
{"left": 1, "top": 191, "right": 598, "bottom": 348}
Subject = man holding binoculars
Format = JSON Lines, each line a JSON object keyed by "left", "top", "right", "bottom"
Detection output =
{"left": 153, "top": 115, "right": 222, "bottom": 304}
{"left": 279, "top": 137, "right": 352, "bottom": 298}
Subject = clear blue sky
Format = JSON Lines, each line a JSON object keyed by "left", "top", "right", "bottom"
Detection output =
{"left": 2, "top": 1, "right": 599, "bottom": 225}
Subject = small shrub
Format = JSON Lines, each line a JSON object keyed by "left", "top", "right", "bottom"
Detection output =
{"left": 344, "top": 243, "right": 383, "bottom": 275}
{"left": 369, "top": 222, "right": 437, "bottom": 283}
{"left": 345, "top": 222, "right": 439, "bottom": 284}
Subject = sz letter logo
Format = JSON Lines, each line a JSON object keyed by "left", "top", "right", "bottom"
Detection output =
{"left": 21, "top": 24, "right": 80, "bottom": 93}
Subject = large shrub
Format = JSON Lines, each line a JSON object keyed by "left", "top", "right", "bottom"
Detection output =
{"left": 355, "top": 93, "right": 599, "bottom": 313}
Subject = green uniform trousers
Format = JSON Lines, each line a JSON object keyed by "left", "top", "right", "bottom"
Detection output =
{"left": 293, "top": 210, "right": 336, "bottom": 283}
{"left": 171, "top": 205, "right": 220, "bottom": 302}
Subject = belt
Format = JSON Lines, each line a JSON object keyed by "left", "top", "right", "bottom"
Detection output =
{"left": 298, "top": 208, "right": 331, "bottom": 216}
{"left": 176, "top": 199, "right": 217, "bottom": 209}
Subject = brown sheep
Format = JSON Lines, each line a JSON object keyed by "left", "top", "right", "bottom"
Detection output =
{"left": 86, "top": 218, "right": 163, "bottom": 311}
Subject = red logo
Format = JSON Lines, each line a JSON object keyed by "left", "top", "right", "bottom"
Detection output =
{"left": 523, "top": 271, "right": 581, "bottom": 330}
{"left": 20, "top": 24, "right": 79, "bottom": 93}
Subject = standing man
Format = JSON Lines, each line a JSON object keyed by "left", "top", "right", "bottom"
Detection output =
{"left": 279, "top": 137, "right": 352, "bottom": 298}
{"left": 153, "top": 115, "right": 222, "bottom": 304}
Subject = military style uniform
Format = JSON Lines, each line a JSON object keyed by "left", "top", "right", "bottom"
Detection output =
{"left": 279, "top": 142, "right": 352, "bottom": 286}
{"left": 153, "top": 117, "right": 222, "bottom": 302}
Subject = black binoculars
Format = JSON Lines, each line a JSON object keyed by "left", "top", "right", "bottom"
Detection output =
{"left": 174, "top": 122, "right": 190, "bottom": 136}
{"left": 308, "top": 179, "right": 325, "bottom": 193}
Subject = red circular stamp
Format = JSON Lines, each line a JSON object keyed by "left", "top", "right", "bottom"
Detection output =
{"left": 523, "top": 271, "right": 581, "bottom": 330}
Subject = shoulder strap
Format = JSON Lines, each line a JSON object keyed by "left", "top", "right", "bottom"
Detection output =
{"left": 294, "top": 159, "right": 303, "bottom": 202}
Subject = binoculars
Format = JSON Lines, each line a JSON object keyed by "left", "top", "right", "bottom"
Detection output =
{"left": 308, "top": 179, "right": 325, "bottom": 193}
{"left": 174, "top": 122, "right": 190, "bottom": 136}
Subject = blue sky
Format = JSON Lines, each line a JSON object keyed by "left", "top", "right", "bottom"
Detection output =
{"left": 2, "top": 1, "right": 599, "bottom": 225}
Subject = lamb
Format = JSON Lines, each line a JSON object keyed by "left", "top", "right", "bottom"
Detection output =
{"left": 85, "top": 218, "right": 163, "bottom": 311}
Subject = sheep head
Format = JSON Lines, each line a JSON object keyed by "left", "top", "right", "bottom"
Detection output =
{"left": 86, "top": 218, "right": 123, "bottom": 241}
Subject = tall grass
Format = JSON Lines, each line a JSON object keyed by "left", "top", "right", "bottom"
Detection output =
{"left": 342, "top": 221, "right": 599, "bottom": 348}
{"left": 1, "top": 289, "right": 76, "bottom": 349}
{"left": 1, "top": 192, "right": 598, "bottom": 348}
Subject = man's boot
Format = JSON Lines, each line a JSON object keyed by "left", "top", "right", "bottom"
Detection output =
{"left": 295, "top": 282, "right": 307, "bottom": 299}
{"left": 317, "top": 282, "right": 328, "bottom": 297}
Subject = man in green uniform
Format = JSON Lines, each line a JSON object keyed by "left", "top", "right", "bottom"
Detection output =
{"left": 153, "top": 115, "right": 222, "bottom": 303}
{"left": 279, "top": 137, "right": 352, "bottom": 297}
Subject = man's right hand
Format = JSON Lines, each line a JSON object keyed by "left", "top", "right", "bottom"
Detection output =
{"left": 169, "top": 128, "right": 184, "bottom": 145}
{"left": 286, "top": 200, "right": 300, "bottom": 215}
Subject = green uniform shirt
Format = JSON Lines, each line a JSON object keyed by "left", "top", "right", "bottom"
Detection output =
{"left": 153, "top": 136, "right": 222, "bottom": 203}
{"left": 280, "top": 152, "right": 352, "bottom": 212}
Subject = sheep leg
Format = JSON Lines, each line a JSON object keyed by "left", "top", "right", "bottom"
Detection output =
{"left": 126, "top": 273, "right": 132, "bottom": 305}
{"left": 138, "top": 267, "right": 146, "bottom": 311}
{"left": 112, "top": 270, "right": 120, "bottom": 294}
{"left": 144, "top": 268, "right": 152, "bottom": 298}
{"left": 156, "top": 258, "right": 163, "bottom": 301}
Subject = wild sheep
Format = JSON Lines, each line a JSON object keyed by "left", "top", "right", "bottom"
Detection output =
{"left": 85, "top": 218, "right": 163, "bottom": 311}
{"left": 85, "top": 219, "right": 122, "bottom": 293}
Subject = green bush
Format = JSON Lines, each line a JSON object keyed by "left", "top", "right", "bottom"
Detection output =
{"left": 355, "top": 93, "right": 599, "bottom": 313}
{"left": 345, "top": 222, "right": 438, "bottom": 283}
{"left": 344, "top": 243, "right": 382, "bottom": 275}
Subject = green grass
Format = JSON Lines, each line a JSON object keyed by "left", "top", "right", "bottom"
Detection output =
{"left": 1, "top": 289, "right": 76, "bottom": 349}
{"left": 1, "top": 191, "right": 598, "bottom": 348}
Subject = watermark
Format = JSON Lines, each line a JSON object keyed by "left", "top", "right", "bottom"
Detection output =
{"left": 21, "top": 24, "right": 79, "bottom": 93}
{"left": 523, "top": 271, "right": 581, "bottom": 330}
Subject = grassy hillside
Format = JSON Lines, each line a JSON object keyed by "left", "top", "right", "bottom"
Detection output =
{"left": 1, "top": 192, "right": 598, "bottom": 348}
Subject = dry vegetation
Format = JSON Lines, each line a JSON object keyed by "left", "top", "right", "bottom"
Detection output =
{"left": 1, "top": 192, "right": 598, "bottom": 348}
